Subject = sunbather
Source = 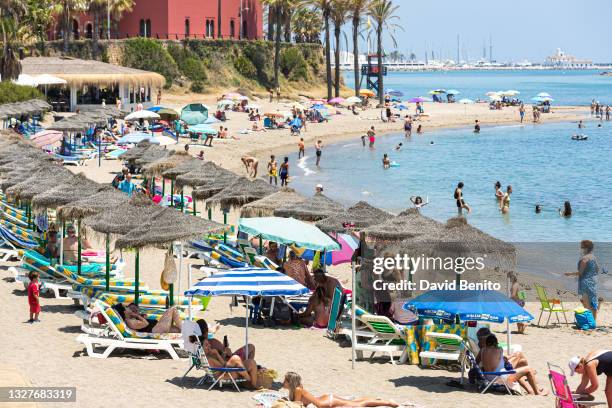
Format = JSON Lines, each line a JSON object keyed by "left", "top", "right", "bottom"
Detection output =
{"left": 62, "top": 224, "right": 93, "bottom": 264}
{"left": 194, "top": 319, "right": 258, "bottom": 388}
{"left": 297, "top": 286, "right": 330, "bottom": 328}
{"left": 479, "top": 334, "right": 548, "bottom": 395}
{"left": 194, "top": 319, "right": 255, "bottom": 361}
{"left": 313, "top": 269, "right": 342, "bottom": 301}
{"left": 124, "top": 304, "right": 182, "bottom": 333}
{"left": 283, "top": 372, "right": 398, "bottom": 407}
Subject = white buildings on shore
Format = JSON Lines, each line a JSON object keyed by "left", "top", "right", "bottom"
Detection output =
{"left": 545, "top": 48, "right": 593, "bottom": 68}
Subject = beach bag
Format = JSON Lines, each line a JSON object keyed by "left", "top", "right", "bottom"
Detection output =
{"left": 271, "top": 402, "right": 301, "bottom": 408}
{"left": 574, "top": 308, "right": 596, "bottom": 330}
{"left": 160, "top": 251, "right": 178, "bottom": 291}
{"left": 256, "top": 369, "right": 277, "bottom": 390}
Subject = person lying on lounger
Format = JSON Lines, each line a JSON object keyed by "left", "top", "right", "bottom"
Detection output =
{"left": 124, "top": 304, "right": 182, "bottom": 333}
{"left": 283, "top": 371, "right": 398, "bottom": 407}
{"left": 192, "top": 319, "right": 259, "bottom": 389}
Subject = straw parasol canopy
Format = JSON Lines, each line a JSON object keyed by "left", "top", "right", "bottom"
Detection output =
{"left": 118, "top": 140, "right": 153, "bottom": 162}
{"left": 0, "top": 99, "right": 51, "bottom": 119}
{"left": 5, "top": 166, "right": 70, "bottom": 201}
{"left": 175, "top": 161, "right": 236, "bottom": 189}
{"left": 363, "top": 208, "right": 445, "bottom": 244}
{"left": 161, "top": 158, "right": 204, "bottom": 181}
{"left": 134, "top": 145, "right": 170, "bottom": 167}
{"left": 114, "top": 208, "right": 226, "bottom": 249}
{"left": 31, "top": 173, "right": 101, "bottom": 210}
{"left": 240, "top": 187, "right": 306, "bottom": 218}
{"left": 205, "top": 177, "right": 278, "bottom": 210}
{"left": 57, "top": 187, "right": 129, "bottom": 221}
{"left": 141, "top": 150, "right": 191, "bottom": 176}
{"left": 315, "top": 201, "right": 395, "bottom": 233}
{"left": 83, "top": 194, "right": 164, "bottom": 236}
{"left": 274, "top": 192, "right": 345, "bottom": 222}
{"left": 21, "top": 57, "right": 165, "bottom": 88}
{"left": 191, "top": 171, "right": 241, "bottom": 200}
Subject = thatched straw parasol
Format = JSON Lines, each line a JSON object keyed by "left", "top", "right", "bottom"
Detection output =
{"left": 57, "top": 187, "right": 129, "bottom": 221}
{"left": 83, "top": 194, "right": 164, "bottom": 236}
{"left": 274, "top": 192, "right": 345, "bottom": 222}
{"left": 134, "top": 145, "right": 170, "bottom": 167}
{"left": 315, "top": 201, "right": 395, "bottom": 233}
{"left": 191, "top": 172, "right": 240, "bottom": 200}
{"left": 118, "top": 140, "right": 153, "bottom": 162}
{"left": 205, "top": 177, "right": 278, "bottom": 210}
{"left": 363, "top": 208, "right": 445, "bottom": 244}
{"left": 240, "top": 187, "right": 306, "bottom": 218}
{"left": 5, "top": 166, "right": 70, "bottom": 201}
{"left": 161, "top": 158, "right": 204, "bottom": 181}
{"left": 175, "top": 161, "right": 235, "bottom": 189}
{"left": 31, "top": 173, "right": 101, "bottom": 210}
{"left": 114, "top": 208, "right": 226, "bottom": 249}
{"left": 142, "top": 150, "right": 191, "bottom": 176}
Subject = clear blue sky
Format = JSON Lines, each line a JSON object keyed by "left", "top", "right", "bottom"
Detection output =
{"left": 356, "top": 0, "right": 612, "bottom": 63}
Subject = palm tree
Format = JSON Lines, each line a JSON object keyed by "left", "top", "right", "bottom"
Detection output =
{"left": 300, "top": 0, "right": 333, "bottom": 99}
{"left": 25, "top": 0, "right": 60, "bottom": 55}
{"left": 262, "top": 0, "right": 288, "bottom": 91}
{"left": 330, "top": 0, "right": 348, "bottom": 97}
{"left": 348, "top": 0, "right": 369, "bottom": 96}
{"left": 368, "top": 0, "right": 399, "bottom": 105}
{"left": 108, "top": 0, "right": 134, "bottom": 37}
{"left": 0, "top": 0, "right": 26, "bottom": 81}
{"left": 292, "top": 7, "right": 322, "bottom": 43}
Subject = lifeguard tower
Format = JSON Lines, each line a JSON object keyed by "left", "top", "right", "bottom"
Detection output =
{"left": 360, "top": 54, "right": 387, "bottom": 97}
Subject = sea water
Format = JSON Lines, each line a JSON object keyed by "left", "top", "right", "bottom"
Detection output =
{"left": 344, "top": 70, "right": 612, "bottom": 106}
{"left": 288, "top": 121, "right": 612, "bottom": 293}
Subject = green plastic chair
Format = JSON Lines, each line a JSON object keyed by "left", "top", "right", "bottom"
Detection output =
{"left": 534, "top": 284, "right": 571, "bottom": 326}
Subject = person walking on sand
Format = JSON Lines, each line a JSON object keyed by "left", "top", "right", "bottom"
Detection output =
{"left": 367, "top": 126, "right": 376, "bottom": 148}
{"left": 509, "top": 272, "right": 527, "bottom": 334}
{"left": 519, "top": 104, "right": 525, "bottom": 123}
{"left": 315, "top": 140, "right": 323, "bottom": 167}
{"left": 404, "top": 115, "right": 413, "bottom": 137}
{"left": 241, "top": 155, "right": 258, "bottom": 178}
{"left": 500, "top": 185, "right": 512, "bottom": 214}
{"left": 590, "top": 99, "right": 596, "bottom": 116}
{"left": 280, "top": 157, "right": 289, "bottom": 186}
{"left": 606, "top": 105, "right": 611, "bottom": 121}
{"left": 267, "top": 155, "right": 278, "bottom": 186}
{"left": 269, "top": 89, "right": 274, "bottom": 103}
{"left": 27, "top": 271, "right": 41, "bottom": 323}
{"left": 565, "top": 240, "right": 602, "bottom": 321}
{"left": 454, "top": 182, "right": 471, "bottom": 214}
{"left": 157, "top": 89, "right": 162, "bottom": 105}
{"left": 298, "top": 138, "right": 305, "bottom": 159}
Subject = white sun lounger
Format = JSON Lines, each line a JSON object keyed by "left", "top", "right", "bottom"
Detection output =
{"left": 76, "top": 301, "right": 183, "bottom": 360}
{"left": 8, "top": 266, "right": 72, "bottom": 299}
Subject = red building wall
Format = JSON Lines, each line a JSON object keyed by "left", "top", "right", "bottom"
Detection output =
{"left": 50, "top": 0, "right": 262, "bottom": 41}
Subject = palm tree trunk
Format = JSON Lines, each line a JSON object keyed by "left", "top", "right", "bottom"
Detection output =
{"left": 283, "top": 7, "right": 291, "bottom": 43}
{"left": 273, "top": 7, "right": 282, "bottom": 89}
{"left": 324, "top": 10, "right": 332, "bottom": 101}
{"left": 92, "top": 9, "right": 99, "bottom": 58}
{"left": 267, "top": 5, "right": 275, "bottom": 41}
{"left": 377, "top": 25, "right": 383, "bottom": 106}
{"left": 217, "top": 0, "right": 222, "bottom": 38}
{"left": 352, "top": 14, "right": 360, "bottom": 97}
{"left": 333, "top": 22, "right": 341, "bottom": 97}
{"left": 62, "top": 4, "right": 70, "bottom": 53}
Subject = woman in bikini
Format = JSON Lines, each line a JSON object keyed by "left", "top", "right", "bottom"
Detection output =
{"left": 454, "top": 182, "right": 472, "bottom": 214}
{"left": 569, "top": 349, "right": 612, "bottom": 405}
{"left": 283, "top": 372, "right": 398, "bottom": 407}
{"left": 297, "top": 287, "right": 331, "bottom": 328}
{"left": 500, "top": 185, "right": 512, "bottom": 214}
{"left": 495, "top": 181, "right": 504, "bottom": 203}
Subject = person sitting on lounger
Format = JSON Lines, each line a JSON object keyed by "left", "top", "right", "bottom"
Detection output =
{"left": 62, "top": 224, "right": 93, "bottom": 264}
{"left": 283, "top": 371, "right": 398, "bottom": 407}
{"left": 193, "top": 319, "right": 255, "bottom": 361}
{"left": 298, "top": 286, "right": 331, "bottom": 328}
{"left": 479, "top": 333, "right": 548, "bottom": 395}
{"left": 193, "top": 319, "right": 259, "bottom": 388}
{"left": 124, "top": 303, "right": 182, "bottom": 333}
{"left": 44, "top": 229, "right": 60, "bottom": 259}
{"left": 313, "top": 269, "right": 342, "bottom": 301}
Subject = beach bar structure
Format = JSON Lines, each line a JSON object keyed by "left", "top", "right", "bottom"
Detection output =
{"left": 20, "top": 57, "right": 165, "bottom": 113}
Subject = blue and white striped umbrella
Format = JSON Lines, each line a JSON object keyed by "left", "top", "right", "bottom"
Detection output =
{"left": 184, "top": 267, "right": 309, "bottom": 297}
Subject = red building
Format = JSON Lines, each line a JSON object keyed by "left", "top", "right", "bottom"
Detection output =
{"left": 53, "top": 0, "right": 263, "bottom": 41}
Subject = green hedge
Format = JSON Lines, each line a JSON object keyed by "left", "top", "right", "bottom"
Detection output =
{"left": 233, "top": 55, "right": 257, "bottom": 78}
{"left": 280, "top": 48, "right": 308, "bottom": 81}
{"left": 0, "top": 82, "right": 44, "bottom": 104}
{"left": 122, "top": 38, "right": 179, "bottom": 88}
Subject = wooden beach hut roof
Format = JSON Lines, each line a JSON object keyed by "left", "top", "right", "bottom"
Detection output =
{"left": 57, "top": 187, "right": 129, "bottom": 221}
{"left": 205, "top": 177, "right": 278, "bottom": 210}
{"left": 274, "top": 192, "right": 345, "bottom": 222}
{"left": 240, "top": 188, "right": 306, "bottom": 218}
{"left": 142, "top": 150, "right": 191, "bottom": 176}
{"left": 175, "top": 161, "right": 236, "bottom": 189}
{"left": 363, "top": 208, "right": 445, "bottom": 244}
{"left": 315, "top": 201, "right": 395, "bottom": 233}
{"left": 114, "top": 209, "right": 226, "bottom": 250}
{"left": 161, "top": 158, "right": 204, "bottom": 180}
{"left": 20, "top": 57, "right": 165, "bottom": 88}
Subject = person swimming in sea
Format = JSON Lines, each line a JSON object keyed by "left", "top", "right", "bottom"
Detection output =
{"left": 535, "top": 204, "right": 542, "bottom": 214}
{"left": 559, "top": 201, "right": 572, "bottom": 217}
{"left": 395, "top": 143, "right": 403, "bottom": 151}
{"left": 382, "top": 154, "right": 390, "bottom": 169}
{"left": 495, "top": 181, "right": 504, "bottom": 203}
{"left": 410, "top": 195, "right": 429, "bottom": 210}
{"left": 417, "top": 124, "right": 423, "bottom": 134}
{"left": 474, "top": 120, "right": 481, "bottom": 133}
{"left": 500, "top": 185, "right": 512, "bottom": 214}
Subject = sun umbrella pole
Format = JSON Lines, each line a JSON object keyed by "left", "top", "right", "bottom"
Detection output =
{"left": 245, "top": 296, "right": 250, "bottom": 360}
{"left": 207, "top": 208, "right": 212, "bottom": 220}
{"left": 60, "top": 221, "right": 65, "bottom": 265}
{"left": 105, "top": 233, "right": 110, "bottom": 292}
{"left": 77, "top": 219, "right": 82, "bottom": 275}
{"left": 351, "top": 261, "right": 356, "bottom": 370}
{"left": 223, "top": 211, "right": 227, "bottom": 244}
{"left": 258, "top": 236, "right": 263, "bottom": 255}
{"left": 98, "top": 132, "right": 101, "bottom": 167}
{"left": 170, "top": 180, "right": 174, "bottom": 207}
{"left": 135, "top": 248, "right": 140, "bottom": 306}
{"left": 161, "top": 177, "right": 165, "bottom": 197}
{"left": 177, "top": 243, "right": 183, "bottom": 307}
{"left": 506, "top": 274, "right": 511, "bottom": 354}
{"left": 192, "top": 198, "right": 197, "bottom": 216}
{"left": 181, "top": 190, "right": 185, "bottom": 213}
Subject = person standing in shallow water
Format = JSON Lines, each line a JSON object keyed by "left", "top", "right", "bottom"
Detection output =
{"left": 519, "top": 104, "right": 525, "bottom": 123}
{"left": 314, "top": 140, "right": 322, "bottom": 167}
{"left": 454, "top": 182, "right": 471, "bottom": 214}
{"left": 267, "top": 155, "right": 278, "bottom": 186}
{"left": 279, "top": 157, "right": 289, "bottom": 187}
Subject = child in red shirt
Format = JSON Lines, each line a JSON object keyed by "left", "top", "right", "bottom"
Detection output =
{"left": 27, "top": 271, "right": 41, "bottom": 323}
